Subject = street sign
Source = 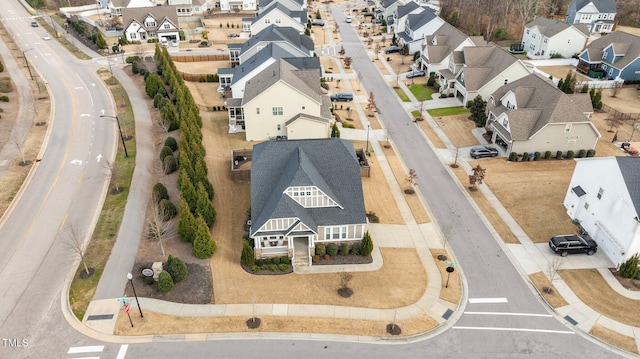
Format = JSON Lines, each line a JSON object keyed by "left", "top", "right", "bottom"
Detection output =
{"left": 445, "top": 261, "right": 458, "bottom": 265}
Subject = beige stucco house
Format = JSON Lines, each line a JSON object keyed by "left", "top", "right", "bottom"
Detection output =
{"left": 486, "top": 73, "right": 600, "bottom": 155}
{"left": 234, "top": 58, "right": 331, "bottom": 141}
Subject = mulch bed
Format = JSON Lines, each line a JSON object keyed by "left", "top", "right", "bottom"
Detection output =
{"left": 609, "top": 269, "right": 640, "bottom": 291}
{"left": 315, "top": 254, "right": 373, "bottom": 266}
{"left": 125, "top": 262, "right": 213, "bottom": 304}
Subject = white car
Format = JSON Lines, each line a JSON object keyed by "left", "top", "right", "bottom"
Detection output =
{"left": 171, "top": 39, "right": 178, "bottom": 47}
{"left": 161, "top": 39, "right": 169, "bottom": 47}
{"left": 345, "top": 16, "right": 352, "bottom": 23}
{"left": 43, "top": 35, "right": 51, "bottom": 40}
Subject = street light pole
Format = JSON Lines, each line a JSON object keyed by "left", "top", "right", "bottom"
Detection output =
{"left": 22, "top": 49, "right": 34, "bottom": 80}
{"left": 366, "top": 124, "right": 370, "bottom": 154}
{"left": 127, "top": 273, "right": 143, "bottom": 318}
{"left": 100, "top": 114, "right": 129, "bottom": 157}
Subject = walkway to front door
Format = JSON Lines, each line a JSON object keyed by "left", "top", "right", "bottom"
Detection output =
{"left": 293, "top": 237, "right": 309, "bottom": 267}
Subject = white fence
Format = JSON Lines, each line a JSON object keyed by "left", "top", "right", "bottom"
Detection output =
{"left": 575, "top": 79, "right": 624, "bottom": 89}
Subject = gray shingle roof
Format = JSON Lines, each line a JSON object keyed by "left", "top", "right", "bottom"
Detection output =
{"left": 395, "top": 1, "right": 421, "bottom": 19}
{"left": 406, "top": 8, "right": 437, "bottom": 31}
{"left": 424, "top": 22, "right": 468, "bottom": 64}
{"left": 573, "top": 0, "right": 617, "bottom": 13}
{"left": 250, "top": 139, "right": 367, "bottom": 236}
{"left": 616, "top": 156, "right": 640, "bottom": 217}
{"left": 584, "top": 31, "right": 640, "bottom": 69}
{"left": 489, "top": 73, "right": 594, "bottom": 140}
{"left": 228, "top": 43, "right": 291, "bottom": 84}
{"left": 461, "top": 46, "right": 519, "bottom": 91}
{"left": 242, "top": 57, "right": 321, "bottom": 105}
{"left": 122, "top": 5, "right": 180, "bottom": 33}
{"left": 526, "top": 16, "right": 588, "bottom": 37}
{"left": 234, "top": 25, "right": 313, "bottom": 55}
{"left": 252, "top": 3, "right": 307, "bottom": 26}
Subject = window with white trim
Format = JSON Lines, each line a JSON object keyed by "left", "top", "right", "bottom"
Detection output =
{"left": 275, "top": 18, "right": 281, "bottom": 24}
{"left": 272, "top": 107, "right": 283, "bottom": 115}
{"left": 565, "top": 124, "right": 572, "bottom": 133}
{"left": 325, "top": 226, "right": 348, "bottom": 240}
{"left": 265, "top": 18, "right": 271, "bottom": 24}
{"left": 597, "top": 187, "right": 604, "bottom": 200}
{"left": 256, "top": 107, "right": 260, "bottom": 114}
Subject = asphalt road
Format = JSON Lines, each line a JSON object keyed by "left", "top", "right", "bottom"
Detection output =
{"left": 0, "top": 1, "right": 627, "bottom": 358}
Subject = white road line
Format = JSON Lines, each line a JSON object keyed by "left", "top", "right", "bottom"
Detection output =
{"left": 465, "top": 311, "right": 552, "bottom": 317}
{"left": 468, "top": 297, "right": 508, "bottom": 304}
{"left": 67, "top": 345, "right": 104, "bottom": 354}
{"left": 453, "top": 326, "right": 574, "bottom": 334}
{"left": 116, "top": 344, "right": 129, "bottom": 359}
{"left": 70, "top": 357, "right": 100, "bottom": 359}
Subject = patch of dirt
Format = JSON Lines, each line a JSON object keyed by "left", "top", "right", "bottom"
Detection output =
{"left": 609, "top": 268, "right": 640, "bottom": 291}
{"left": 314, "top": 254, "right": 373, "bottom": 265}
{"left": 430, "top": 249, "right": 461, "bottom": 304}
{"left": 125, "top": 262, "right": 213, "bottom": 304}
{"left": 417, "top": 120, "right": 448, "bottom": 149}
{"left": 434, "top": 114, "right": 480, "bottom": 148}
{"left": 590, "top": 323, "right": 640, "bottom": 355}
{"left": 529, "top": 272, "right": 569, "bottom": 308}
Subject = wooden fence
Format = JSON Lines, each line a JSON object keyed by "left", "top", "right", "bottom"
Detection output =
{"left": 601, "top": 103, "right": 640, "bottom": 122}
{"left": 171, "top": 54, "right": 229, "bottom": 62}
{"left": 231, "top": 149, "right": 253, "bottom": 182}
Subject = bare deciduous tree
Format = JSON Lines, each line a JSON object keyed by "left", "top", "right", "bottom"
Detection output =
{"left": 103, "top": 159, "right": 123, "bottom": 193}
{"left": 611, "top": 80, "right": 624, "bottom": 98}
{"left": 468, "top": 164, "right": 486, "bottom": 191}
{"left": 366, "top": 92, "right": 377, "bottom": 111}
{"left": 9, "top": 129, "right": 28, "bottom": 165}
{"left": 147, "top": 197, "right": 176, "bottom": 258}
{"left": 62, "top": 222, "right": 92, "bottom": 277}
{"left": 405, "top": 168, "right": 418, "bottom": 187}
{"left": 547, "top": 257, "right": 562, "bottom": 282}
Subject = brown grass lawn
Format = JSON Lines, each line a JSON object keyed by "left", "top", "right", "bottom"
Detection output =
{"left": 560, "top": 269, "right": 640, "bottom": 327}
{"left": 536, "top": 66, "right": 591, "bottom": 81}
{"left": 372, "top": 58, "right": 391, "bottom": 76}
{"left": 184, "top": 82, "right": 223, "bottom": 108}
{"left": 417, "top": 120, "right": 447, "bottom": 149}
{"left": 174, "top": 60, "right": 228, "bottom": 76}
{"left": 114, "top": 311, "right": 439, "bottom": 337}
{"left": 434, "top": 114, "right": 480, "bottom": 148}
{"left": 431, "top": 249, "right": 461, "bottom": 304}
{"left": 380, "top": 141, "right": 431, "bottom": 223}
{"left": 478, "top": 158, "right": 577, "bottom": 243}
{"left": 590, "top": 324, "right": 639, "bottom": 355}
{"left": 529, "top": 272, "right": 568, "bottom": 308}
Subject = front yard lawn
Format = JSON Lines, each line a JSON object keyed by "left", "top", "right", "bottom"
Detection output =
{"left": 394, "top": 87, "right": 410, "bottom": 102}
{"left": 409, "top": 84, "right": 432, "bottom": 101}
{"left": 427, "top": 106, "right": 469, "bottom": 117}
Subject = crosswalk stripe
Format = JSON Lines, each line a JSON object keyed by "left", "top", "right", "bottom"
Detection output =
{"left": 67, "top": 346, "right": 104, "bottom": 354}
{"left": 468, "top": 297, "right": 508, "bottom": 304}
{"left": 116, "top": 344, "right": 129, "bottom": 359}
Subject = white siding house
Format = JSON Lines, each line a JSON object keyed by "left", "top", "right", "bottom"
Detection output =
{"left": 522, "top": 17, "right": 589, "bottom": 59}
{"left": 563, "top": 157, "right": 640, "bottom": 267}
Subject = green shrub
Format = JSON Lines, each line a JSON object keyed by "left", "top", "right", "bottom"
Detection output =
{"left": 270, "top": 265, "right": 277, "bottom": 272}
{"left": 241, "top": 241, "right": 255, "bottom": 267}
{"left": 163, "top": 155, "right": 178, "bottom": 174}
{"left": 153, "top": 182, "right": 169, "bottom": 204}
{"left": 316, "top": 243, "right": 326, "bottom": 256}
{"left": 142, "top": 276, "right": 155, "bottom": 285}
{"left": 157, "top": 270, "right": 174, "bottom": 293}
{"left": 534, "top": 152, "right": 541, "bottom": 161}
{"left": 263, "top": 257, "right": 272, "bottom": 265}
{"left": 125, "top": 55, "right": 140, "bottom": 64}
{"left": 158, "top": 199, "right": 177, "bottom": 220}
{"left": 153, "top": 93, "right": 164, "bottom": 108}
{"left": 192, "top": 217, "right": 216, "bottom": 258}
{"left": 160, "top": 145, "right": 174, "bottom": 162}
{"left": 619, "top": 254, "right": 639, "bottom": 279}
{"left": 351, "top": 242, "right": 361, "bottom": 255}
{"left": 164, "top": 136, "right": 178, "bottom": 151}
{"left": 327, "top": 243, "right": 338, "bottom": 256}
{"left": 586, "top": 149, "right": 596, "bottom": 157}
{"left": 166, "top": 255, "right": 188, "bottom": 282}
{"left": 366, "top": 211, "right": 379, "bottom": 223}
{"left": 255, "top": 259, "right": 263, "bottom": 266}
{"left": 339, "top": 243, "right": 349, "bottom": 255}
{"left": 577, "top": 149, "right": 586, "bottom": 158}
{"left": 278, "top": 263, "right": 289, "bottom": 271}
{"left": 544, "top": 151, "right": 552, "bottom": 160}
{"left": 260, "top": 265, "right": 268, "bottom": 271}
{"left": 566, "top": 150, "right": 575, "bottom": 159}
{"left": 361, "top": 231, "right": 374, "bottom": 256}
{"left": 272, "top": 256, "right": 281, "bottom": 265}
{"left": 556, "top": 151, "right": 563, "bottom": 159}
{"left": 522, "top": 152, "right": 529, "bottom": 161}
{"left": 0, "top": 95, "right": 9, "bottom": 102}
{"left": 280, "top": 257, "right": 290, "bottom": 265}
{"left": 138, "top": 68, "right": 147, "bottom": 76}
{"left": 131, "top": 61, "right": 139, "bottom": 74}
{"left": 508, "top": 152, "right": 518, "bottom": 162}
{"left": 251, "top": 265, "right": 258, "bottom": 272}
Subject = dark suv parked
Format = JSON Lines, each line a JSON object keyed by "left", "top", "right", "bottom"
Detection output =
{"left": 549, "top": 235, "right": 598, "bottom": 257}
{"left": 384, "top": 46, "right": 402, "bottom": 54}
{"left": 469, "top": 146, "right": 498, "bottom": 159}
{"left": 330, "top": 92, "right": 353, "bottom": 102}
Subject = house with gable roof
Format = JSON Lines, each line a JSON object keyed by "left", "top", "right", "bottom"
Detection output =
{"left": 437, "top": 45, "right": 532, "bottom": 103}
{"left": 563, "top": 156, "right": 640, "bottom": 267}
{"left": 259, "top": 0, "right": 306, "bottom": 12}
{"left": 522, "top": 17, "right": 589, "bottom": 59}
{"left": 220, "top": 0, "right": 257, "bottom": 11}
{"left": 420, "top": 22, "right": 485, "bottom": 76}
{"left": 576, "top": 31, "right": 640, "bottom": 81}
{"left": 226, "top": 58, "right": 331, "bottom": 140}
{"left": 249, "top": 138, "right": 367, "bottom": 264}
{"left": 105, "top": 0, "right": 156, "bottom": 17}
{"left": 565, "top": 0, "right": 616, "bottom": 34}
{"left": 122, "top": 6, "right": 180, "bottom": 43}
{"left": 393, "top": 3, "right": 444, "bottom": 54}
{"left": 227, "top": 25, "right": 314, "bottom": 66}
{"left": 167, "top": 0, "right": 213, "bottom": 16}
{"left": 486, "top": 73, "right": 600, "bottom": 155}
{"left": 244, "top": 2, "right": 307, "bottom": 35}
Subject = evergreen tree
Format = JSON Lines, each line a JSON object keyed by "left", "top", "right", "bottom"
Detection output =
{"left": 177, "top": 198, "right": 196, "bottom": 242}
{"left": 331, "top": 123, "right": 341, "bottom": 138}
{"left": 166, "top": 255, "right": 188, "bottom": 282}
{"left": 468, "top": 95, "right": 488, "bottom": 127}
{"left": 157, "top": 270, "right": 174, "bottom": 293}
{"left": 195, "top": 182, "right": 217, "bottom": 227}
{"left": 145, "top": 73, "right": 163, "bottom": 98}
{"left": 361, "top": 231, "right": 374, "bottom": 256}
{"left": 241, "top": 241, "right": 255, "bottom": 267}
{"left": 192, "top": 216, "right": 216, "bottom": 258}
{"left": 160, "top": 101, "right": 179, "bottom": 131}
{"left": 179, "top": 170, "right": 197, "bottom": 213}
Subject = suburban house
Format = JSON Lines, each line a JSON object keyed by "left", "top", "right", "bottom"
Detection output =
{"left": 521, "top": 17, "right": 589, "bottom": 59}
{"left": 220, "top": 0, "right": 257, "bottom": 11}
{"left": 420, "top": 22, "right": 485, "bottom": 76}
{"left": 393, "top": 4, "right": 444, "bottom": 54}
{"left": 437, "top": 45, "right": 533, "bottom": 104}
{"left": 166, "top": 0, "right": 213, "bottom": 16}
{"left": 104, "top": 0, "right": 156, "bottom": 17}
{"left": 486, "top": 73, "right": 600, "bottom": 155}
{"left": 249, "top": 138, "right": 367, "bottom": 265}
{"left": 563, "top": 156, "right": 640, "bottom": 267}
{"left": 392, "top": 1, "right": 420, "bottom": 34}
{"left": 227, "top": 25, "right": 313, "bottom": 66}
{"left": 377, "top": 0, "right": 403, "bottom": 26}
{"left": 576, "top": 31, "right": 640, "bottom": 81}
{"left": 226, "top": 58, "right": 331, "bottom": 140}
{"left": 219, "top": 42, "right": 315, "bottom": 97}
{"left": 245, "top": 2, "right": 307, "bottom": 35}
{"left": 122, "top": 6, "right": 180, "bottom": 43}
{"left": 565, "top": 0, "right": 616, "bottom": 34}
{"left": 259, "top": 0, "right": 306, "bottom": 12}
